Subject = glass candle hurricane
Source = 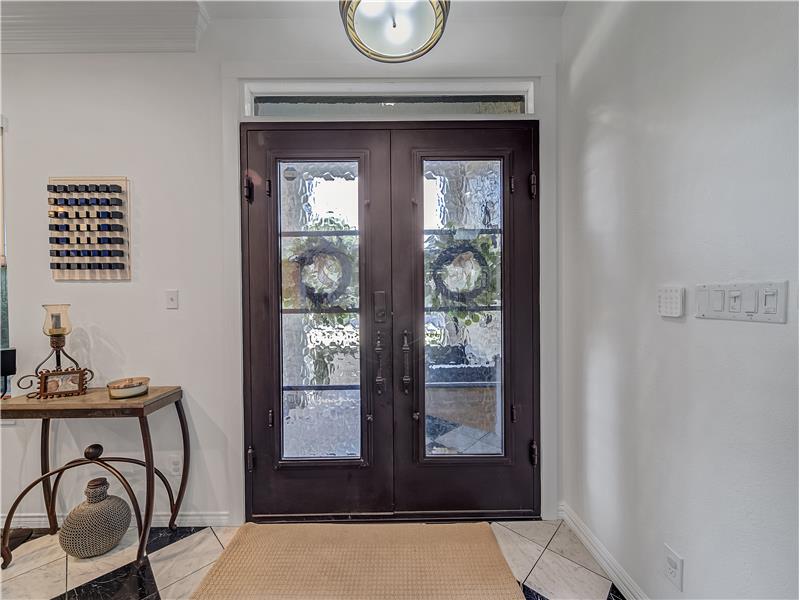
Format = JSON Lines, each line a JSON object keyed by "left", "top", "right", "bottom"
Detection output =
{"left": 42, "top": 304, "right": 72, "bottom": 337}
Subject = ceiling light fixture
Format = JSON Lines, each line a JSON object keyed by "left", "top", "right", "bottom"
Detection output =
{"left": 340, "top": 0, "right": 450, "bottom": 63}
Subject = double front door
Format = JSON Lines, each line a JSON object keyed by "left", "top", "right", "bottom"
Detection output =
{"left": 242, "top": 122, "right": 539, "bottom": 520}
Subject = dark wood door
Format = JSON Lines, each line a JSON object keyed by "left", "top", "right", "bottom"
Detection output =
{"left": 242, "top": 122, "right": 539, "bottom": 520}
{"left": 390, "top": 126, "right": 538, "bottom": 518}
{"left": 242, "top": 127, "right": 394, "bottom": 518}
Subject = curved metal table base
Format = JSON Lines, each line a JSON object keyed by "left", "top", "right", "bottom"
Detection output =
{"left": 2, "top": 399, "right": 190, "bottom": 569}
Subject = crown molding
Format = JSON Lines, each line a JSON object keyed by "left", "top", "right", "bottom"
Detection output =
{"left": 1, "top": 1, "right": 207, "bottom": 54}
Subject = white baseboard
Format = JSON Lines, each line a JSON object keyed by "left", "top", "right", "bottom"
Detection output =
{"left": 2, "top": 511, "right": 235, "bottom": 528}
{"left": 558, "top": 502, "right": 649, "bottom": 600}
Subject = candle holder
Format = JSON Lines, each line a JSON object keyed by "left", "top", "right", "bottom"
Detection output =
{"left": 18, "top": 304, "right": 93, "bottom": 399}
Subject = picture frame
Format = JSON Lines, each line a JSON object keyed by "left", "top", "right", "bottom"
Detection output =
{"left": 33, "top": 368, "right": 91, "bottom": 399}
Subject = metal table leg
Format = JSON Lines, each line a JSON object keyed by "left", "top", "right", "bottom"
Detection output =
{"left": 136, "top": 416, "right": 155, "bottom": 565}
{"left": 169, "top": 399, "right": 190, "bottom": 530}
{"left": 40, "top": 419, "right": 58, "bottom": 534}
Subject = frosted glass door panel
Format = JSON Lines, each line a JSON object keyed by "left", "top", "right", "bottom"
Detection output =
{"left": 278, "top": 161, "right": 362, "bottom": 459}
{"left": 422, "top": 160, "right": 504, "bottom": 456}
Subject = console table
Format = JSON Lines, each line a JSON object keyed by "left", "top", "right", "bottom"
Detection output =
{"left": 0, "top": 386, "right": 188, "bottom": 568}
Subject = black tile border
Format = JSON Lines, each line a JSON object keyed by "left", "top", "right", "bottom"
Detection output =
{"left": 145, "top": 526, "right": 206, "bottom": 554}
{"left": 54, "top": 557, "right": 158, "bottom": 600}
{"left": 608, "top": 582, "right": 627, "bottom": 600}
{"left": 47, "top": 527, "right": 207, "bottom": 600}
{"left": 522, "top": 584, "right": 549, "bottom": 600}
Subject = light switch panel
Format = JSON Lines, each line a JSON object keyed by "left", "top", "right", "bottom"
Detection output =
{"left": 657, "top": 286, "right": 685, "bottom": 317}
{"left": 696, "top": 281, "right": 788, "bottom": 323}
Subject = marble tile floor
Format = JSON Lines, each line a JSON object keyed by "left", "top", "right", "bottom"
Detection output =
{"left": 0, "top": 520, "right": 626, "bottom": 600}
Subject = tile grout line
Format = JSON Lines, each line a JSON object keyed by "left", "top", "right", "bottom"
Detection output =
{"left": 543, "top": 522, "right": 613, "bottom": 583}
{"left": 209, "top": 526, "right": 224, "bottom": 548}
{"left": 152, "top": 529, "right": 222, "bottom": 594}
{"left": 156, "top": 559, "right": 217, "bottom": 597}
{"left": 520, "top": 520, "right": 562, "bottom": 589}
{"left": 0, "top": 538, "right": 65, "bottom": 583}
{"left": 0, "top": 554, "right": 66, "bottom": 585}
{"left": 492, "top": 520, "right": 558, "bottom": 591}
{"left": 546, "top": 551, "right": 613, "bottom": 585}
{"left": 496, "top": 519, "right": 561, "bottom": 547}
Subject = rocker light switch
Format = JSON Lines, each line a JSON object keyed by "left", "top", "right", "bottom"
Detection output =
{"left": 763, "top": 288, "right": 778, "bottom": 314}
{"left": 729, "top": 290, "right": 741, "bottom": 312}
{"left": 742, "top": 289, "right": 757, "bottom": 313}
{"left": 711, "top": 289, "right": 725, "bottom": 311}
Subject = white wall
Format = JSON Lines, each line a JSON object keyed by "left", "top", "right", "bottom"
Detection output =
{"left": 1, "top": 51, "right": 231, "bottom": 524}
{"left": 559, "top": 2, "right": 798, "bottom": 599}
{"left": 1, "top": 3, "right": 563, "bottom": 524}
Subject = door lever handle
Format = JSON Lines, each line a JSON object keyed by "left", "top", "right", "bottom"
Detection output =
{"left": 401, "top": 329, "right": 412, "bottom": 395}
{"left": 374, "top": 330, "right": 385, "bottom": 396}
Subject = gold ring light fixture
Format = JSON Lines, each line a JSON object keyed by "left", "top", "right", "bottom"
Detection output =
{"left": 340, "top": 0, "right": 450, "bottom": 63}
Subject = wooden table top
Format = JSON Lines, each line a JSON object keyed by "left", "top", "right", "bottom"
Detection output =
{"left": 0, "top": 386, "right": 182, "bottom": 419}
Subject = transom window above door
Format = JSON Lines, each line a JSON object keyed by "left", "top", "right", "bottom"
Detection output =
{"left": 252, "top": 95, "right": 526, "bottom": 118}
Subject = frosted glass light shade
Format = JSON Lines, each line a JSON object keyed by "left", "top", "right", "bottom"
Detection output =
{"left": 42, "top": 304, "right": 72, "bottom": 336}
{"left": 340, "top": 0, "right": 449, "bottom": 63}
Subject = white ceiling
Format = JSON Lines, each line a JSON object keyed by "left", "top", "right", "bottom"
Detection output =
{"left": 1, "top": 0, "right": 565, "bottom": 54}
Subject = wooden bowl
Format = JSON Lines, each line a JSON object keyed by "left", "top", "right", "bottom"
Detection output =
{"left": 107, "top": 377, "right": 150, "bottom": 399}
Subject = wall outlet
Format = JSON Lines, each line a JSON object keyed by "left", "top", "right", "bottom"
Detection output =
{"left": 664, "top": 543, "right": 684, "bottom": 591}
{"left": 169, "top": 453, "right": 183, "bottom": 477}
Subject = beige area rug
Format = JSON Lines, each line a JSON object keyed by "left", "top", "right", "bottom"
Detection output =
{"left": 192, "top": 522, "right": 524, "bottom": 600}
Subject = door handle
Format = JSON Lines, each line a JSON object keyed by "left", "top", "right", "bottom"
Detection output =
{"left": 374, "top": 329, "right": 385, "bottom": 396}
{"left": 401, "top": 329, "right": 412, "bottom": 396}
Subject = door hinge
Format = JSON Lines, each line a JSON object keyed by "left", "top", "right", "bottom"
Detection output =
{"left": 529, "top": 440, "right": 538, "bottom": 467}
{"left": 510, "top": 176, "right": 516, "bottom": 193}
{"left": 529, "top": 172, "right": 537, "bottom": 200}
{"left": 267, "top": 409, "right": 274, "bottom": 428}
{"left": 511, "top": 404, "right": 518, "bottom": 423}
{"left": 265, "top": 179, "right": 272, "bottom": 198}
{"left": 243, "top": 175, "right": 254, "bottom": 203}
{"left": 246, "top": 446, "right": 255, "bottom": 472}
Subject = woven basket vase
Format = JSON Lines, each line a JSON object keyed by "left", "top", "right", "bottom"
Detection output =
{"left": 58, "top": 477, "right": 131, "bottom": 559}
